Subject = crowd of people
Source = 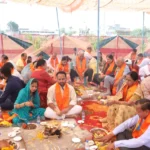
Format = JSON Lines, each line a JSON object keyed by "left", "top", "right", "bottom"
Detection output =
{"left": 0, "top": 47, "right": 150, "bottom": 150}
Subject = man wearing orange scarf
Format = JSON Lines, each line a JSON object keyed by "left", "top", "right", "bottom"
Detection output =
{"left": 96, "top": 99, "right": 150, "bottom": 150}
{"left": 48, "top": 52, "right": 59, "bottom": 71}
{"left": 70, "top": 50, "right": 93, "bottom": 82}
{"left": 44, "top": 71, "right": 82, "bottom": 119}
{"left": 103, "top": 57, "right": 130, "bottom": 96}
{"left": 92, "top": 54, "right": 116, "bottom": 85}
{"left": 16, "top": 53, "right": 27, "bottom": 72}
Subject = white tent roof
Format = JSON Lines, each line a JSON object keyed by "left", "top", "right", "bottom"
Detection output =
{"left": 9, "top": 0, "right": 150, "bottom": 13}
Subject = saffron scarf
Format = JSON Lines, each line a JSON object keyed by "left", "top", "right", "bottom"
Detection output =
{"left": 122, "top": 82, "right": 138, "bottom": 102}
{"left": 112, "top": 63, "right": 126, "bottom": 95}
{"left": 22, "top": 58, "right": 27, "bottom": 66}
{"left": 50, "top": 57, "right": 59, "bottom": 68}
{"left": 58, "top": 63, "right": 69, "bottom": 73}
{"left": 132, "top": 113, "right": 150, "bottom": 138}
{"left": 76, "top": 56, "right": 86, "bottom": 76}
{"left": 105, "top": 61, "right": 115, "bottom": 75}
{"left": 55, "top": 83, "right": 70, "bottom": 111}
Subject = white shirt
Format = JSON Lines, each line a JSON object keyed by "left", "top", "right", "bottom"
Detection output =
{"left": 113, "top": 115, "right": 150, "bottom": 148}
{"left": 47, "top": 83, "right": 77, "bottom": 106}
{"left": 139, "top": 65, "right": 150, "bottom": 80}
{"left": 12, "top": 69, "right": 23, "bottom": 80}
{"left": 84, "top": 51, "right": 93, "bottom": 63}
{"left": 138, "top": 58, "right": 150, "bottom": 68}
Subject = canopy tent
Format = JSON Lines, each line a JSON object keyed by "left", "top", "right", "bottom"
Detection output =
{"left": 9, "top": 0, "right": 150, "bottom": 13}
{"left": 0, "top": 34, "right": 32, "bottom": 59}
{"left": 99, "top": 36, "right": 138, "bottom": 58}
{"left": 36, "top": 51, "right": 50, "bottom": 60}
{"left": 12, "top": 35, "right": 91, "bottom": 62}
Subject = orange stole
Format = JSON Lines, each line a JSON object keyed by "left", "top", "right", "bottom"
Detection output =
{"left": 30, "top": 63, "right": 35, "bottom": 71}
{"left": 76, "top": 57, "right": 86, "bottom": 76}
{"left": 50, "top": 57, "right": 59, "bottom": 68}
{"left": 132, "top": 113, "right": 150, "bottom": 138}
{"left": 122, "top": 82, "right": 138, "bottom": 101}
{"left": 105, "top": 61, "right": 115, "bottom": 75}
{"left": 58, "top": 63, "right": 69, "bottom": 73}
{"left": 112, "top": 63, "right": 126, "bottom": 95}
{"left": 22, "top": 59, "right": 26, "bottom": 66}
{"left": 55, "top": 83, "right": 70, "bottom": 111}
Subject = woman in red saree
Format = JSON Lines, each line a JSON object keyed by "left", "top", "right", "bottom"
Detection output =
{"left": 31, "top": 59, "right": 55, "bottom": 108}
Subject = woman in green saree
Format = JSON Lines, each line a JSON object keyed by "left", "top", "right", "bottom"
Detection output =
{"left": 10, "top": 78, "right": 45, "bottom": 124}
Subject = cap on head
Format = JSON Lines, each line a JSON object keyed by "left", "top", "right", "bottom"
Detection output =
{"left": 125, "top": 59, "right": 132, "bottom": 65}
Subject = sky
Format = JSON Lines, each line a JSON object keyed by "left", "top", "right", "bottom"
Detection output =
{"left": 0, "top": 1, "right": 150, "bottom": 33}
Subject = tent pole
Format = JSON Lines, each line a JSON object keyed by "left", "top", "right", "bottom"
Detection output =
{"left": 142, "top": 12, "right": 145, "bottom": 53}
{"left": 56, "top": 7, "right": 63, "bottom": 57}
{"left": 97, "top": 0, "right": 100, "bottom": 73}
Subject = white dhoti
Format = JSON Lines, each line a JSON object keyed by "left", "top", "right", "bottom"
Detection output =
{"left": 44, "top": 105, "right": 82, "bottom": 119}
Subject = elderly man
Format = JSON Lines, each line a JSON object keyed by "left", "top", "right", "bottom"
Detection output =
{"left": 103, "top": 57, "right": 130, "bottom": 96}
{"left": 44, "top": 71, "right": 82, "bottom": 119}
{"left": 16, "top": 53, "right": 27, "bottom": 72}
{"left": 70, "top": 50, "right": 93, "bottom": 83}
{"left": 48, "top": 52, "right": 59, "bottom": 71}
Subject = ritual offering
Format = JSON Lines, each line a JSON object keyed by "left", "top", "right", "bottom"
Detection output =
{"left": 0, "top": 140, "right": 19, "bottom": 150}
{"left": 22, "top": 123, "right": 37, "bottom": 130}
{"left": 74, "top": 87, "right": 83, "bottom": 96}
{"left": 0, "top": 121, "right": 12, "bottom": 127}
{"left": 90, "top": 128, "right": 108, "bottom": 150}
{"left": 43, "top": 126, "right": 62, "bottom": 138}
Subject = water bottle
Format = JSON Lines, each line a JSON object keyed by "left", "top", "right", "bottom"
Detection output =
{"left": 84, "top": 77, "right": 87, "bottom": 86}
{"left": 82, "top": 111, "right": 85, "bottom": 121}
{"left": 0, "top": 106, "right": 3, "bottom": 119}
{"left": 37, "top": 115, "right": 40, "bottom": 124}
{"left": 85, "top": 140, "right": 90, "bottom": 150}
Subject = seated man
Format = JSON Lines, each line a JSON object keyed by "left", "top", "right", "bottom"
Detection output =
{"left": 104, "top": 57, "right": 130, "bottom": 96}
{"left": 139, "top": 62, "right": 150, "bottom": 80}
{"left": 93, "top": 54, "right": 116, "bottom": 85}
{"left": 96, "top": 99, "right": 150, "bottom": 150}
{"left": 57, "top": 56, "right": 70, "bottom": 73}
{"left": 1, "top": 55, "right": 16, "bottom": 69}
{"left": 70, "top": 50, "right": 93, "bottom": 83}
{"left": 0, "top": 64, "right": 25, "bottom": 110}
{"left": 48, "top": 52, "right": 59, "bottom": 72}
{"left": 16, "top": 53, "right": 27, "bottom": 72}
{"left": 44, "top": 71, "right": 82, "bottom": 119}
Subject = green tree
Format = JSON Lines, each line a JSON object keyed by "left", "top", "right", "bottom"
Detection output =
{"left": 7, "top": 21, "right": 19, "bottom": 32}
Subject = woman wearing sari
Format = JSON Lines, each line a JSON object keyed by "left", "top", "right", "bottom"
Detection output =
{"left": 99, "top": 71, "right": 139, "bottom": 130}
{"left": 31, "top": 59, "right": 55, "bottom": 108}
{"left": 10, "top": 79, "right": 45, "bottom": 124}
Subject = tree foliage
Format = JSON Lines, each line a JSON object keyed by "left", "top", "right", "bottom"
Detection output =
{"left": 131, "top": 27, "right": 150, "bottom": 37}
{"left": 7, "top": 21, "right": 19, "bottom": 32}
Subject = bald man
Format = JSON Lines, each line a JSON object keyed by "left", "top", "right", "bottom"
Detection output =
{"left": 70, "top": 50, "right": 93, "bottom": 83}
{"left": 103, "top": 57, "right": 130, "bottom": 96}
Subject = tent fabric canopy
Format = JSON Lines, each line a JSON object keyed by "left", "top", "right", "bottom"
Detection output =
{"left": 36, "top": 51, "right": 50, "bottom": 60}
{"left": 99, "top": 36, "right": 139, "bottom": 57}
{"left": 9, "top": 0, "right": 150, "bottom": 13}
{"left": 100, "top": 36, "right": 139, "bottom": 49}
{"left": 3, "top": 34, "right": 32, "bottom": 49}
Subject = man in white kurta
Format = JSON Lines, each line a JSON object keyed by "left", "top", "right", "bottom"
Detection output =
{"left": 44, "top": 71, "right": 82, "bottom": 119}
